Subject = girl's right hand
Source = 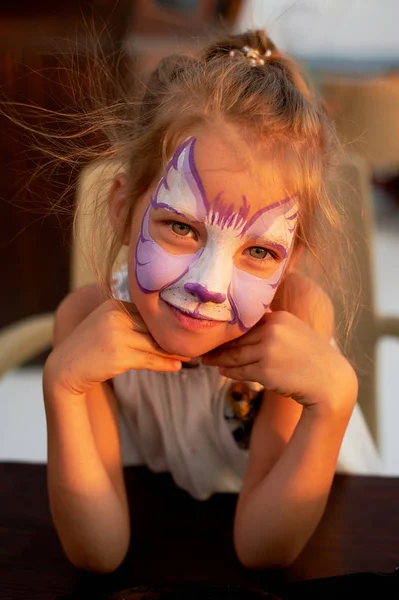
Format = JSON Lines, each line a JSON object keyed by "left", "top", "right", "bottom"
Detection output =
{"left": 45, "top": 298, "right": 188, "bottom": 396}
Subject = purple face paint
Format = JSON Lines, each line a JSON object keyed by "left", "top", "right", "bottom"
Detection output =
{"left": 135, "top": 137, "right": 298, "bottom": 330}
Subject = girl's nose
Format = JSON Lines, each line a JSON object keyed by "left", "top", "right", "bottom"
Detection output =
{"left": 184, "top": 282, "right": 226, "bottom": 304}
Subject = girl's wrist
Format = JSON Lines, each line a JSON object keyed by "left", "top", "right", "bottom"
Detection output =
{"left": 43, "top": 351, "right": 86, "bottom": 403}
{"left": 304, "top": 362, "right": 358, "bottom": 420}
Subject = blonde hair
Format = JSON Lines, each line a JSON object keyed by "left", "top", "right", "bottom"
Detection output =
{"left": 95, "top": 31, "right": 350, "bottom": 339}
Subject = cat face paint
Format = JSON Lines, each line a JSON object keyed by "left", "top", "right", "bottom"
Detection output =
{"left": 135, "top": 137, "right": 298, "bottom": 331}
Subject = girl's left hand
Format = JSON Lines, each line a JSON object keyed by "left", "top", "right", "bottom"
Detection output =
{"left": 202, "top": 310, "right": 357, "bottom": 414}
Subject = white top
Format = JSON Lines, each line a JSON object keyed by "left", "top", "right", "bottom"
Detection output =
{"left": 113, "top": 266, "right": 383, "bottom": 500}
{"left": 114, "top": 365, "right": 256, "bottom": 500}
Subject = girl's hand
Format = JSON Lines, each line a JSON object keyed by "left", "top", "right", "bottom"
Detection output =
{"left": 46, "top": 299, "right": 190, "bottom": 396}
{"left": 202, "top": 311, "right": 357, "bottom": 414}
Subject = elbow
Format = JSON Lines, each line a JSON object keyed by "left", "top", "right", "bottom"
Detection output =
{"left": 233, "top": 511, "right": 309, "bottom": 571}
{"left": 62, "top": 535, "right": 130, "bottom": 574}
{"left": 67, "top": 547, "right": 128, "bottom": 574}
{"left": 77, "top": 561, "right": 124, "bottom": 575}
{"left": 234, "top": 534, "right": 301, "bottom": 571}
{"left": 235, "top": 546, "right": 300, "bottom": 571}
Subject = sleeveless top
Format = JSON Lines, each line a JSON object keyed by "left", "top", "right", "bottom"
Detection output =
{"left": 112, "top": 266, "right": 383, "bottom": 500}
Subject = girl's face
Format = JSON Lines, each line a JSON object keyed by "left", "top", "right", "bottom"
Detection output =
{"left": 125, "top": 123, "right": 298, "bottom": 357}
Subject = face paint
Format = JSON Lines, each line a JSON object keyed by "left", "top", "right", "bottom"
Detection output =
{"left": 135, "top": 137, "right": 298, "bottom": 330}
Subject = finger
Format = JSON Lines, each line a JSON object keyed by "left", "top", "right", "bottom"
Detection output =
{"left": 208, "top": 328, "right": 263, "bottom": 352}
{"left": 214, "top": 336, "right": 259, "bottom": 352}
{"left": 203, "top": 344, "right": 259, "bottom": 367}
{"left": 205, "top": 330, "right": 261, "bottom": 355}
{"left": 128, "top": 350, "right": 182, "bottom": 372}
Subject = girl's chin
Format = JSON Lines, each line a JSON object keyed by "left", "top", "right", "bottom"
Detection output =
{"left": 155, "top": 339, "right": 207, "bottom": 359}
{"left": 151, "top": 331, "right": 224, "bottom": 359}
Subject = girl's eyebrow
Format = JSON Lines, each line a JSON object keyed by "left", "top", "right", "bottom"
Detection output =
{"left": 154, "top": 204, "right": 202, "bottom": 225}
{"left": 245, "top": 233, "right": 288, "bottom": 247}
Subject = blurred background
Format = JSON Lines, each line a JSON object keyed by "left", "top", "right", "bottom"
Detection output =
{"left": 0, "top": 1, "right": 398, "bottom": 473}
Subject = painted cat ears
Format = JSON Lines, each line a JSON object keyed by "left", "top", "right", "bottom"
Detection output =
{"left": 153, "top": 136, "right": 298, "bottom": 245}
{"left": 152, "top": 137, "right": 208, "bottom": 219}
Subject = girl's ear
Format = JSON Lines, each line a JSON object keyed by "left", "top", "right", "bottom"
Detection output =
{"left": 108, "top": 173, "right": 130, "bottom": 246}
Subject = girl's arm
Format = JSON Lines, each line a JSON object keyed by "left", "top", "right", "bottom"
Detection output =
{"left": 44, "top": 381, "right": 130, "bottom": 573}
{"left": 44, "top": 285, "right": 186, "bottom": 572}
{"left": 233, "top": 387, "right": 355, "bottom": 569}
{"left": 233, "top": 274, "right": 356, "bottom": 569}
{"left": 43, "top": 285, "right": 130, "bottom": 573}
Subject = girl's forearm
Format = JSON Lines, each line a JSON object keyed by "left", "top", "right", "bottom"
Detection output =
{"left": 43, "top": 379, "right": 130, "bottom": 573}
{"left": 234, "top": 401, "right": 355, "bottom": 569}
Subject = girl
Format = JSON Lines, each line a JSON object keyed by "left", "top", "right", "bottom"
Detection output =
{"left": 43, "top": 30, "right": 359, "bottom": 574}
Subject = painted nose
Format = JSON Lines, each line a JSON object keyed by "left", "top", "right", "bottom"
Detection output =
{"left": 184, "top": 282, "right": 226, "bottom": 304}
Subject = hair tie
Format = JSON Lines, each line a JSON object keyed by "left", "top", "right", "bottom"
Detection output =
{"left": 229, "top": 45, "right": 272, "bottom": 66}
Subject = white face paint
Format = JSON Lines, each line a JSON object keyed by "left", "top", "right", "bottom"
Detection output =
{"left": 135, "top": 137, "right": 298, "bottom": 330}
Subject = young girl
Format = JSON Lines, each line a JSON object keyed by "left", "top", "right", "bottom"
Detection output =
{"left": 42, "top": 30, "right": 359, "bottom": 574}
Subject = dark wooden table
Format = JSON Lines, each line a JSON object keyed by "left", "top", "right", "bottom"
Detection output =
{"left": 1, "top": 463, "right": 399, "bottom": 599}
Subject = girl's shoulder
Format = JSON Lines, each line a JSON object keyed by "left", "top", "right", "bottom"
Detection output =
{"left": 54, "top": 284, "right": 108, "bottom": 344}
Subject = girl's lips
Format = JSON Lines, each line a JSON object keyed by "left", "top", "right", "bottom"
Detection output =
{"left": 163, "top": 300, "right": 224, "bottom": 331}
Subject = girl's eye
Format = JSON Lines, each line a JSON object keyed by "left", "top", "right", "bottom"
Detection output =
{"left": 170, "top": 221, "right": 193, "bottom": 237}
{"left": 248, "top": 247, "right": 270, "bottom": 260}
